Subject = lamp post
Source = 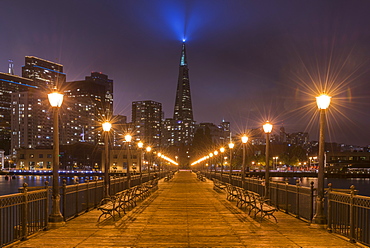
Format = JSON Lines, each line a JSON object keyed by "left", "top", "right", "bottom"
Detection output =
{"left": 241, "top": 135, "right": 248, "bottom": 188}
{"left": 157, "top": 152, "right": 162, "bottom": 178}
{"left": 102, "top": 121, "right": 112, "bottom": 199}
{"left": 313, "top": 93, "right": 331, "bottom": 225}
{"left": 263, "top": 121, "right": 273, "bottom": 199}
{"left": 48, "top": 91, "right": 64, "bottom": 224}
{"left": 209, "top": 153, "right": 213, "bottom": 178}
{"left": 125, "top": 134, "right": 132, "bottom": 188}
{"left": 228, "top": 141, "right": 234, "bottom": 183}
{"left": 146, "top": 146, "right": 151, "bottom": 180}
{"left": 220, "top": 147, "right": 225, "bottom": 180}
{"left": 138, "top": 141, "right": 143, "bottom": 184}
{"left": 213, "top": 150, "right": 218, "bottom": 177}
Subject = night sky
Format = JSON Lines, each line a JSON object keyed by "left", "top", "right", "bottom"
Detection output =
{"left": 1, "top": 0, "right": 370, "bottom": 146}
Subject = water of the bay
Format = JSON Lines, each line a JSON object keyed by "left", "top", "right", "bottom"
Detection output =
{"left": 0, "top": 175, "right": 102, "bottom": 196}
{"left": 274, "top": 177, "right": 370, "bottom": 196}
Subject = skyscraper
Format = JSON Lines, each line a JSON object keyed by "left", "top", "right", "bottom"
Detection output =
{"left": 0, "top": 73, "right": 36, "bottom": 154}
{"left": 132, "top": 100, "right": 162, "bottom": 147}
{"left": 63, "top": 72, "right": 114, "bottom": 145}
{"left": 171, "top": 41, "right": 195, "bottom": 146}
{"left": 22, "top": 56, "right": 66, "bottom": 91}
{"left": 164, "top": 41, "right": 195, "bottom": 166}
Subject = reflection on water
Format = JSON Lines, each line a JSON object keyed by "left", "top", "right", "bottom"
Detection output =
{"left": 0, "top": 175, "right": 103, "bottom": 196}
{"left": 272, "top": 177, "right": 370, "bottom": 196}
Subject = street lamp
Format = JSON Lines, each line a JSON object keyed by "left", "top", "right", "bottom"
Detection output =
{"left": 313, "top": 93, "right": 331, "bottom": 225}
{"left": 209, "top": 152, "right": 213, "bottom": 177}
{"left": 146, "top": 146, "right": 151, "bottom": 179}
{"left": 263, "top": 121, "right": 273, "bottom": 199}
{"left": 125, "top": 134, "right": 132, "bottom": 188}
{"left": 213, "top": 150, "right": 218, "bottom": 176}
{"left": 102, "top": 121, "right": 112, "bottom": 199}
{"left": 48, "top": 91, "right": 64, "bottom": 224}
{"left": 138, "top": 141, "right": 143, "bottom": 184}
{"left": 157, "top": 152, "right": 162, "bottom": 177}
{"left": 220, "top": 147, "right": 225, "bottom": 180}
{"left": 228, "top": 141, "right": 234, "bottom": 183}
{"left": 241, "top": 135, "right": 248, "bottom": 188}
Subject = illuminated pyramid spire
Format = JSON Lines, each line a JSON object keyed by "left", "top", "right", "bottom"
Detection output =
{"left": 173, "top": 41, "right": 193, "bottom": 121}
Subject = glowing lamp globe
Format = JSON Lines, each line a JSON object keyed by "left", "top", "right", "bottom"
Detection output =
{"left": 138, "top": 141, "right": 143, "bottom": 149}
{"left": 316, "top": 94, "right": 331, "bottom": 110}
{"left": 125, "top": 134, "right": 132, "bottom": 142}
{"left": 241, "top": 135, "right": 248, "bottom": 144}
{"left": 102, "top": 122, "right": 112, "bottom": 132}
{"left": 146, "top": 146, "right": 151, "bottom": 152}
{"left": 263, "top": 121, "right": 273, "bottom": 134}
{"left": 48, "top": 92, "right": 63, "bottom": 107}
{"left": 220, "top": 147, "right": 225, "bottom": 153}
{"left": 228, "top": 142, "right": 235, "bottom": 149}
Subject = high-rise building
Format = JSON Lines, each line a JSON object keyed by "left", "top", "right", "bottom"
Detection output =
{"left": 10, "top": 56, "right": 66, "bottom": 156}
{"left": 63, "top": 72, "right": 114, "bottom": 145}
{"left": 132, "top": 100, "right": 162, "bottom": 147}
{"left": 22, "top": 56, "right": 66, "bottom": 91}
{"left": 11, "top": 88, "right": 52, "bottom": 154}
{"left": 163, "top": 41, "right": 195, "bottom": 166}
{"left": 0, "top": 73, "right": 36, "bottom": 154}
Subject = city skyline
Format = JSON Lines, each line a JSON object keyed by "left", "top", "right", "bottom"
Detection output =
{"left": 1, "top": 1, "right": 370, "bottom": 146}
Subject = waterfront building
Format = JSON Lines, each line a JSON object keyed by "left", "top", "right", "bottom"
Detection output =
{"left": 0, "top": 73, "right": 36, "bottom": 154}
{"left": 132, "top": 100, "right": 162, "bottom": 147}
{"left": 15, "top": 143, "right": 102, "bottom": 171}
{"left": 15, "top": 148, "right": 53, "bottom": 170}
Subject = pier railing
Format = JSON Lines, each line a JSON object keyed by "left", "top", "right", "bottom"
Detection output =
{"left": 0, "top": 171, "right": 169, "bottom": 247}
{"left": 327, "top": 184, "right": 370, "bottom": 245}
{"left": 206, "top": 171, "right": 370, "bottom": 247}
{"left": 0, "top": 183, "right": 49, "bottom": 247}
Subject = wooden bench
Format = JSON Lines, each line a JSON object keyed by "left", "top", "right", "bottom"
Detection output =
{"left": 233, "top": 188, "right": 277, "bottom": 222}
{"left": 196, "top": 172, "right": 206, "bottom": 182}
{"left": 225, "top": 183, "right": 238, "bottom": 201}
{"left": 212, "top": 178, "right": 226, "bottom": 191}
{"left": 164, "top": 172, "right": 174, "bottom": 182}
{"left": 97, "top": 194, "right": 121, "bottom": 222}
{"left": 249, "top": 191, "right": 278, "bottom": 222}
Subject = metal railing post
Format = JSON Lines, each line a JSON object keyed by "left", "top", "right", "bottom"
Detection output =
{"left": 296, "top": 179, "right": 300, "bottom": 219}
{"left": 276, "top": 182, "right": 279, "bottom": 209}
{"left": 62, "top": 180, "right": 67, "bottom": 221}
{"left": 94, "top": 177, "right": 98, "bottom": 208}
{"left": 310, "top": 181, "right": 314, "bottom": 222}
{"left": 85, "top": 179, "right": 89, "bottom": 212}
{"left": 285, "top": 179, "right": 289, "bottom": 213}
{"left": 349, "top": 185, "right": 356, "bottom": 243}
{"left": 44, "top": 181, "right": 49, "bottom": 230}
{"left": 21, "top": 183, "right": 29, "bottom": 241}
{"left": 327, "top": 183, "right": 332, "bottom": 232}
{"left": 75, "top": 181, "right": 79, "bottom": 218}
